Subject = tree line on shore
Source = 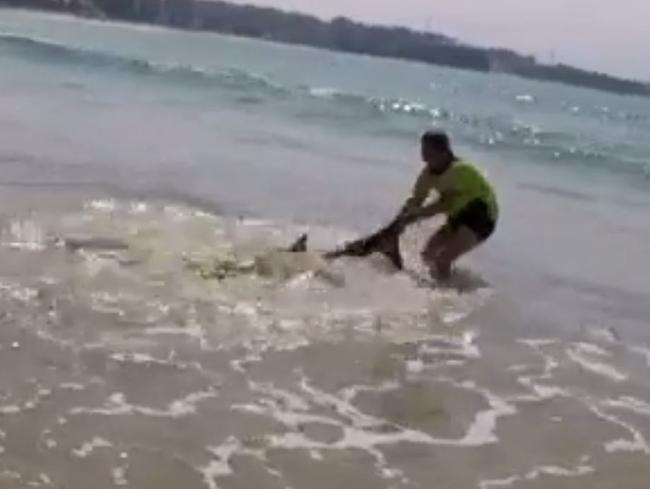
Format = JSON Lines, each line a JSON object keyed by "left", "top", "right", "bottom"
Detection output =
{"left": 3, "top": 0, "right": 649, "bottom": 97}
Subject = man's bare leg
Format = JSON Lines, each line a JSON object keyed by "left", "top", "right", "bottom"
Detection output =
{"left": 420, "top": 226, "right": 451, "bottom": 271}
{"left": 434, "top": 227, "right": 480, "bottom": 280}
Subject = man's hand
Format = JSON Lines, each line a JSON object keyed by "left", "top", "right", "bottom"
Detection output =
{"left": 398, "top": 200, "right": 445, "bottom": 226}
{"left": 397, "top": 206, "right": 423, "bottom": 225}
{"left": 420, "top": 201, "right": 444, "bottom": 219}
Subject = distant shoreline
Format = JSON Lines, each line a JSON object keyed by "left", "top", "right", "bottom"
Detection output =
{"left": 2, "top": 1, "right": 649, "bottom": 98}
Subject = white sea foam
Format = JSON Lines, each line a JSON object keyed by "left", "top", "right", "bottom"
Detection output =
{"left": 587, "top": 402, "right": 650, "bottom": 454}
{"left": 566, "top": 343, "right": 628, "bottom": 382}
{"left": 199, "top": 437, "right": 265, "bottom": 489}
{"left": 212, "top": 374, "right": 520, "bottom": 488}
{"left": 72, "top": 437, "right": 113, "bottom": 458}
{"left": 602, "top": 396, "right": 650, "bottom": 418}
{"left": 479, "top": 457, "right": 594, "bottom": 489}
{"left": 70, "top": 387, "right": 218, "bottom": 418}
{"left": 515, "top": 94, "right": 536, "bottom": 104}
{"left": 514, "top": 339, "right": 569, "bottom": 402}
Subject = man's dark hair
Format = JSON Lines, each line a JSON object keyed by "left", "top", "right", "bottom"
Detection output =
{"left": 421, "top": 131, "right": 454, "bottom": 155}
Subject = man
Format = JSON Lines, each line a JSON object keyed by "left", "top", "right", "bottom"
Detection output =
{"left": 397, "top": 130, "right": 498, "bottom": 280}
{"left": 324, "top": 130, "right": 497, "bottom": 280}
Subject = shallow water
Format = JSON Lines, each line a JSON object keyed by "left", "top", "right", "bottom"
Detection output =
{"left": 1, "top": 9, "right": 650, "bottom": 488}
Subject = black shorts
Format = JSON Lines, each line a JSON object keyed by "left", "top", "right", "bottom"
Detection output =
{"left": 447, "top": 199, "right": 496, "bottom": 242}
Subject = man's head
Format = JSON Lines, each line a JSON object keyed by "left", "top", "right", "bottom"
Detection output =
{"left": 421, "top": 131, "right": 455, "bottom": 174}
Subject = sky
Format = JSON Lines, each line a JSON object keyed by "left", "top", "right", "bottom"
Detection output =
{"left": 228, "top": 0, "right": 650, "bottom": 80}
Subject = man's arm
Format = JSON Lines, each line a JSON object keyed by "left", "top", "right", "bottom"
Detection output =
{"left": 400, "top": 169, "right": 431, "bottom": 211}
{"left": 400, "top": 190, "right": 453, "bottom": 225}
{"left": 414, "top": 199, "right": 446, "bottom": 219}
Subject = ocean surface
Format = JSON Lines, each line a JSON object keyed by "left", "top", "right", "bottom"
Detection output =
{"left": 1, "top": 8, "right": 650, "bottom": 489}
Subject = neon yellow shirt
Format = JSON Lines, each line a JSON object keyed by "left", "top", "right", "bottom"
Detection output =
{"left": 405, "top": 160, "right": 498, "bottom": 221}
